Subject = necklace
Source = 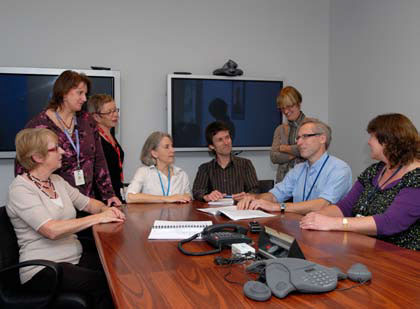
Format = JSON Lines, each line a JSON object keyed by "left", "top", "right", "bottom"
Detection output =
{"left": 56, "top": 112, "right": 74, "bottom": 134}
{"left": 27, "top": 172, "right": 57, "bottom": 199}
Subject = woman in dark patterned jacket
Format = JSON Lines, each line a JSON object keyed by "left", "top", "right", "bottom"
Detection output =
{"left": 15, "top": 70, "right": 121, "bottom": 206}
{"left": 87, "top": 94, "right": 125, "bottom": 202}
{"left": 300, "top": 113, "right": 420, "bottom": 250}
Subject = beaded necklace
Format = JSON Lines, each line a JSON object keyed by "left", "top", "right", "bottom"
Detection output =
{"left": 27, "top": 172, "right": 57, "bottom": 199}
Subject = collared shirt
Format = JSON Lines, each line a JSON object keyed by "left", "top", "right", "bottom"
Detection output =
{"left": 126, "top": 165, "right": 191, "bottom": 198}
{"left": 270, "top": 152, "right": 352, "bottom": 203}
{"left": 192, "top": 155, "right": 259, "bottom": 201}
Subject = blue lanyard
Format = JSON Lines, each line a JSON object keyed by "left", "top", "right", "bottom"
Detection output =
{"left": 157, "top": 166, "right": 171, "bottom": 196}
{"left": 367, "top": 165, "right": 402, "bottom": 203}
{"left": 303, "top": 155, "right": 330, "bottom": 201}
{"left": 55, "top": 112, "right": 80, "bottom": 168}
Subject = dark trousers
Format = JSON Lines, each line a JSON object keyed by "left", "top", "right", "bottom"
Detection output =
{"left": 22, "top": 238, "right": 114, "bottom": 309}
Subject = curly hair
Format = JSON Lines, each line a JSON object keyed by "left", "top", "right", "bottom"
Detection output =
{"left": 367, "top": 113, "right": 420, "bottom": 168}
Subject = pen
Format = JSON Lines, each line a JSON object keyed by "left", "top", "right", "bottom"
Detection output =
{"left": 225, "top": 195, "right": 232, "bottom": 198}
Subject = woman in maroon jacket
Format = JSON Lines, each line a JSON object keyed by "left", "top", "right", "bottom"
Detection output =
{"left": 15, "top": 70, "right": 121, "bottom": 206}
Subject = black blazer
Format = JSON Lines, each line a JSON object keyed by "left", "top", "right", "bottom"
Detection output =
{"left": 99, "top": 135, "right": 125, "bottom": 202}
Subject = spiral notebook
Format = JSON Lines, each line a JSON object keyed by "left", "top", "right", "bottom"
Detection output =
{"left": 148, "top": 220, "right": 213, "bottom": 240}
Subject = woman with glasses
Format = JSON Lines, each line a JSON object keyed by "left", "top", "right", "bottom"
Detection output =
{"left": 88, "top": 94, "right": 125, "bottom": 201}
{"left": 126, "top": 131, "right": 191, "bottom": 204}
{"left": 8, "top": 128, "right": 125, "bottom": 308}
{"left": 271, "top": 86, "right": 307, "bottom": 183}
{"left": 301, "top": 113, "right": 420, "bottom": 250}
{"left": 15, "top": 70, "right": 121, "bottom": 206}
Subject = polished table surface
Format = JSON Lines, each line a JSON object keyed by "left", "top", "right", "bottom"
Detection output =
{"left": 93, "top": 201, "right": 420, "bottom": 308}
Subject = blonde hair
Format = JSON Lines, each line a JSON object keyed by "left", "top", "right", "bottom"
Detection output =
{"left": 87, "top": 94, "right": 114, "bottom": 114}
{"left": 140, "top": 132, "right": 172, "bottom": 166}
{"left": 276, "top": 86, "right": 302, "bottom": 109}
{"left": 15, "top": 128, "right": 58, "bottom": 170}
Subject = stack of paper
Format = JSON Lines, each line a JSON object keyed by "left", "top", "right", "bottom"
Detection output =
{"left": 197, "top": 206, "right": 275, "bottom": 221}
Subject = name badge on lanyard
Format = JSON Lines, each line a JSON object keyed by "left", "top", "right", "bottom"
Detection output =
{"left": 56, "top": 112, "right": 85, "bottom": 186}
{"left": 74, "top": 169, "right": 85, "bottom": 186}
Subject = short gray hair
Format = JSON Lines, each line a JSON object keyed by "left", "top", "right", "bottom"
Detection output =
{"left": 299, "top": 118, "right": 332, "bottom": 149}
{"left": 140, "top": 131, "right": 172, "bottom": 166}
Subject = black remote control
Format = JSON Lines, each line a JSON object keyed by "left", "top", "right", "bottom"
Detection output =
{"left": 91, "top": 66, "right": 111, "bottom": 70}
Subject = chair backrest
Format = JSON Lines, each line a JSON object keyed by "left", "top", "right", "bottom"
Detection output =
{"left": 0, "top": 206, "right": 20, "bottom": 287}
{"left": 258, "top": 179, "right": 275, "bottom": 193}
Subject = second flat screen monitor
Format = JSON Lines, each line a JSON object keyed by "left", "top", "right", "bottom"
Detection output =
{"left": 170, "top": 77, "right": 283, "bottom": 150}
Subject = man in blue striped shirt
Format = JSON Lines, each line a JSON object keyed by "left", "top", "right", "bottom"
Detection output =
{"left": 238, "top": 118, "right": 352, "bottom": 214}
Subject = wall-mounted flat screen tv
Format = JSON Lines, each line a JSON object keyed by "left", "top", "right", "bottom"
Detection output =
{"left": 0, "top": 67, "right": 120, "bottom": 158}
{"left": 167, "top": 74, "right": 283, "bottom": 151}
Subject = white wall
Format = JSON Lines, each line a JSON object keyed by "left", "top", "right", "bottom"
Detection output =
{"left": 329, "top": 0, "right": 420, "bottom": 177}
{"left": 0, "top": 0, "right": 330, "bottom": 205}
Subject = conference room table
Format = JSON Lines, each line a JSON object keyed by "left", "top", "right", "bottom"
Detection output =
{"left": 93, "top": 201, "right": 420, "bottom": 308}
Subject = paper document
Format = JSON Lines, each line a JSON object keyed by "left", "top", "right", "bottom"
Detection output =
{"left": 197, "top": 206, "right": 275, "bottom": 221}
{"left": 148, "top": 220, "right": 213, "bottom": 240}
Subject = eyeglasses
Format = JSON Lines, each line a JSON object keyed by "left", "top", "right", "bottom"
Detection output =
{"left": 47, "top": 145, "right": 59, "bottom": 152}
{"left": 295, "top": 133, "right": 322, "bottom": 142}
{"left": 280, "top": 104, "right": 297, "bottom": 112}
{"left": 97, "top": 108, "right": 120, "bottom": 116}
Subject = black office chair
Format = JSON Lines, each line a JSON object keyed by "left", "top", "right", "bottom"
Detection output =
{"left": 258, "top": 179, "right": 275, "bottom": 193}
{"left": 0, "top": 206, "right": 90, "bottom": 309}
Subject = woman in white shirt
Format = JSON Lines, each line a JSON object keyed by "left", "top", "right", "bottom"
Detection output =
{"left": 126, "top": 131, "right": 192, "bottom": 203}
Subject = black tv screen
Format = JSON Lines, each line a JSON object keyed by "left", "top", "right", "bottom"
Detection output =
{"left": 168, "top": 75, "right": 283, "bottom": 150}
{"left": 0, "top": 68, "right": 120, "bottom": 158}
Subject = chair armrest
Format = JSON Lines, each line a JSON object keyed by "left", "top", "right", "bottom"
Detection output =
{"left": 0, "top": 259, "right": 62, "bottom": 307}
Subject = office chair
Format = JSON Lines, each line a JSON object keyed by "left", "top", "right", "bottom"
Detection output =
{"left": 0, "top": 206, "right": 90, "bottom": 309}
{"left": 258, "top": 180, "right": 275, "bottom": 193}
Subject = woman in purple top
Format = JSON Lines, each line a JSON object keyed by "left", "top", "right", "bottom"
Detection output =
{"left": 15, "top": 70, "right": 121, "bottom": 206}
{"left": 300, "top": 113, "right": 420, "bottom": 250}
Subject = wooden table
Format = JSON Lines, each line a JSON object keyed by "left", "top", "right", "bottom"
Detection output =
{"left": 93, "top": 201, "right": 420, "bottom": 308}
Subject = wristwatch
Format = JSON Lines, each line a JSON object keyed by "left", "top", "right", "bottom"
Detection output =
{"left": 342, "top": 218, "right": 349, "bottom": 230}
{"left": 280, "top": 202, "right": 286, "bottom": 213}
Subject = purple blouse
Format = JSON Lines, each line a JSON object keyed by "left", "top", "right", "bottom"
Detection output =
{"left": 15, "top": 110, "right": 115, "bottom": 200}
{"left": 337, "top": 169, "right": 420, "bottom": 236}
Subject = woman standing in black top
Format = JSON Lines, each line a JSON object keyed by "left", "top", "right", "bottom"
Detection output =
{"left": 88, "top": 94, "right": 125, "bottom": 201}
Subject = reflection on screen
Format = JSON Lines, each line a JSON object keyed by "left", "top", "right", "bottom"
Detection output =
{"left": 0, "top": 74, "right": 114, "bottom": 152}
{"left": 171, "top": 78, "right": 283, "bottom": 148}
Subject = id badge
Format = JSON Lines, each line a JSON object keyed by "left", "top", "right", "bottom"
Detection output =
{"left": 74, "top": 169, "right": 85, "bottom": 186}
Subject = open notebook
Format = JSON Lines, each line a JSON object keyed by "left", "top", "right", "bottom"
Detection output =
{"left": 197, "top": 206, "right": 275, "bottom": 221}
{"left": 148, "top": 220, "right": 213, "bottom": 240}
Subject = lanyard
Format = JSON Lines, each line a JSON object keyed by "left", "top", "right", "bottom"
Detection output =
{"left": 55, "top": 112, "right": 80, "bottom": 168}
{"left": 98, "top": 127, "right": 124, "bottom": 182}
{"left": 303, "top": 155, "right": 329, "bottom": 201}
{"left": 157, "top": 166, "right": 171, "bottom": 196}
{"left": 367, "top": 165, "right": 402, "bottom": 203}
